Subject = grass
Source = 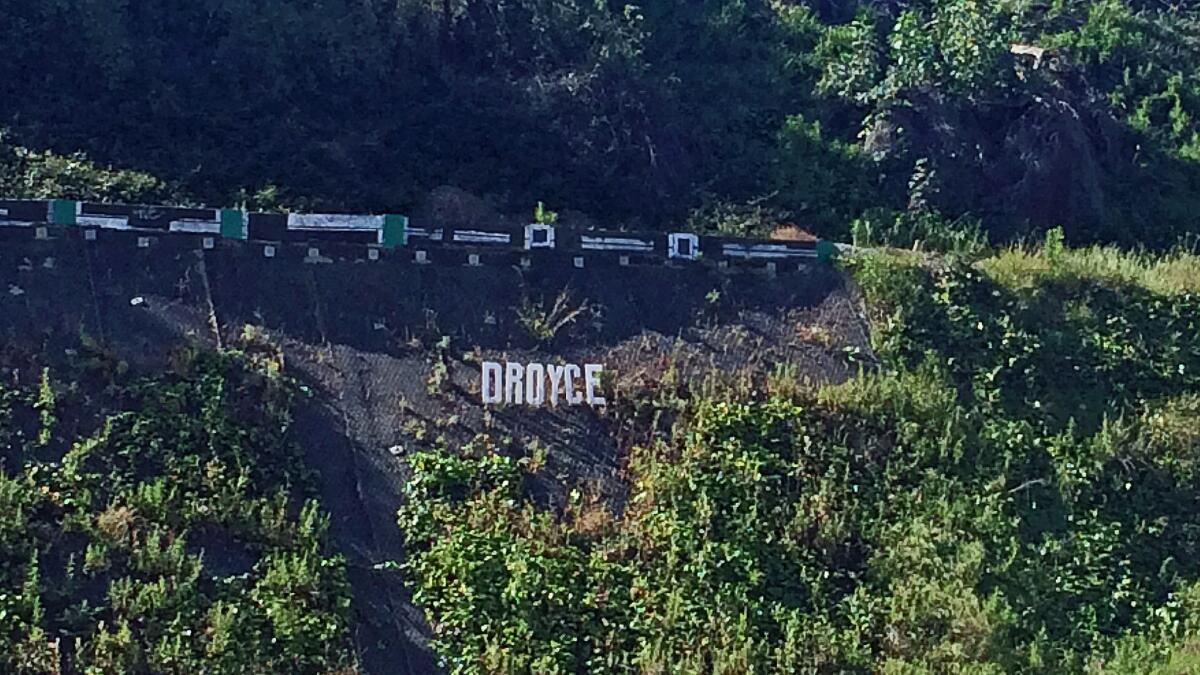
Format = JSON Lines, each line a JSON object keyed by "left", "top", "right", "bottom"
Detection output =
{"left": 516, "top": 290, "right": 592, "bottom": 343}
{"left": 981, "top": 243, "right": 1200, "bottom": 296}
{"left": 848, "top": 233, "right": 1200, "bottom": 298}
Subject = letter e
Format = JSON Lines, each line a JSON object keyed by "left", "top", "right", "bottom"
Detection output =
{"left": 584, "top": 364, "right": 606, "bottom": 406}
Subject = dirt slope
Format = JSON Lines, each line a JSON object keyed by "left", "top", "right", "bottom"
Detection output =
{"left": 0, "top": 227, "right": 871, "bottom": 673}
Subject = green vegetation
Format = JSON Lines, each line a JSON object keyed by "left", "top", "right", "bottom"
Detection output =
{"left": 0, "top": 344, "right": 354, "bottom": 673}
{"left": 398, "top": 238, "right": 1200, "bottom": 673}
{"left": 516, "top": 290, "right": 593, "bottom": 345}
{"left": 0, "top": 132, "right": 169, "bottom": 205}
{"left": 4, "top": 1, "right": 1200, "bottom": 671}
{"left": 2, "top": 1, "right": 1198, "bottom": 247}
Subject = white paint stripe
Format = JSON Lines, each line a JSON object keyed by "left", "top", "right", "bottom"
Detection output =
{"left": 453, "top": 230, "right": 511, "bottom": 244}
{"left": 169, "top": 219, "right": 222, "bottom": 234}
{"left": 580, "top": 236, "right": 655, "bottom": 252}
{"left": 722, "top": 243, "right": 817, "bottom": 259}
{"left": 408, "top": 227, "right": 443, "bottom": 241}
{"left": 287, "top": 213, "right": 383, "bottom": 230}
{"left": 78, "top": 215, "right": 131, "bottom": 230}
{"left": 0, "top": 221, "right": 34, "bottom": 228}
{"left": 0, "top": 208, "right": 8, "bottom": 217}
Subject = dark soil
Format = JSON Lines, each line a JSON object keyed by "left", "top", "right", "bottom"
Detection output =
{"left": 0, "top": 226, "right": 872, "bottom": 674}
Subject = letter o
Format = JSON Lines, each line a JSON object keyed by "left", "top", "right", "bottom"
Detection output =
{"left": 525, "top": 363, "right": 546, "bottom": 406}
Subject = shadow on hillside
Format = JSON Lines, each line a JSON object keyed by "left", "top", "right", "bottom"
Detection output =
{"left": 290, "top": 400, "right": 438, "bottom": 675}
{"left": 200, "top": 245, "right": 842, "bottom": 354}
{"left": 0, "top": 234, "right": 855, "bottom": 675}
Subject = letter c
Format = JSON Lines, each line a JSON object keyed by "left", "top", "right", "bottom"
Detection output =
{"left": 564, "top": 364, "right": 583, "bottom": 405}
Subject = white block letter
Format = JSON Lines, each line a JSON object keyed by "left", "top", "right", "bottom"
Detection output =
{"left": 564, "top": 364, "right": 583, "bottom": 405}
{"left": 548, "top": 364, "right": 567, "bottom": 407}
{"left": 525, "top": 363, "right": 546, "bottom": 407}
{"left": 481, "top": 362, "right": 502, "bottom": 404}
{"left": 505, "top": 362, "right": 524, "bottom": 404}
{"left": 584, "top": 364, "right": 606, "bottom": 406}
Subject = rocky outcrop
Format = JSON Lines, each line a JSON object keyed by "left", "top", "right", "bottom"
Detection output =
{"left": 862, "top": 53, "right": 1129, "bottom": 241}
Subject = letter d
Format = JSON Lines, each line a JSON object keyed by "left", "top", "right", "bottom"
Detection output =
{"left": 481, "top": 362, "right": 502, "bottom": 404}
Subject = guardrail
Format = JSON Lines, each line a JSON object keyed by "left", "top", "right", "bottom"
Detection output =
{"left": 0, "top": 198, "right": 838, "bottom": 271}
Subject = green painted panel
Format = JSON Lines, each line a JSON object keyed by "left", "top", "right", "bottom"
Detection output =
{"left": 219, "top": 209, "right": 245, "bottom": 239}
{"left": 383, "top": 214, "right": 408, "bottom": 248}
{"left": 50, "top": 199, "right": 77, "bottom": 225}
{"left": 816, "top": 240, "right": 837, "bottom": 263}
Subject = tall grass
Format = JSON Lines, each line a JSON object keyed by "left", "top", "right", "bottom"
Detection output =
{"left": 981, "top": 235, "right": 1200, "bottom": 296}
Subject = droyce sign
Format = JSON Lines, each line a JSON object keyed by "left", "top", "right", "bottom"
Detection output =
{"left": 481, "top": 361, "right": 606, "bottom": 407}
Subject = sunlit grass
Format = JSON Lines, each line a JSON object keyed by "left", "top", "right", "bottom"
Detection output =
{"left": 980, "top": 243, "right": 1200, "bottom": 296}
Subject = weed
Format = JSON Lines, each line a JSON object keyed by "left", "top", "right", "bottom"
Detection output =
{"left": 516, "top": 290, "right": 591, "bottom": 344}
{"left": 533, "top": 201, "right": 558, "bottom": 225}
{"left": 426, "top": 335, "right": 453, "bottom": 396}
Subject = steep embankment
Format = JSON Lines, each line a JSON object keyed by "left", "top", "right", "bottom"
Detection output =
{"left": 394, "top": 241, "right": 1200, "bottom": 674}
{"left": 0, "top": 226, "right": 866, "bottom": 673}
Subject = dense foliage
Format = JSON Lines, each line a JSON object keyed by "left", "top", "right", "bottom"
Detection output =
{"left": 4, "top": 1, "right": 1200, "bottom": 671}
{"left": 1, "top": 0, "right": 1198, "bottom": 246}
{"left": 0, "top": 131, "right": 169, "bottom": 204}
{"left": 0, "top": 344, "right": 354, "bottom": 673}
{"left": 398, "top": 241, "right": 1200, "bottom": 673}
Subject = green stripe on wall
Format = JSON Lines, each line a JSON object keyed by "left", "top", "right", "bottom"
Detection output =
{"left": 219, "top": 209, "right": 245, "bottom": 239}
{"left": 383, "top": 214, "right": 408, "bottom": 248}
{"left": 50, "top": 199, "right": 78, "bottom": 225}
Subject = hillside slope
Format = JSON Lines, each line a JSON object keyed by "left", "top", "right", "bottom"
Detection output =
{"left": 394, "top": 239, "right": 1200, "bottom": 674}
{"left": 4, "top": 223, "right": 1200, "bottom": 673}
{"left": 0, "top": 228, "right": 862, "bottom": 673}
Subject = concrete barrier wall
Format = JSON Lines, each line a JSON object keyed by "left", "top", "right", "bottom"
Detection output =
{"left": 0, "top": 198, "right": 839, "bottom": 270}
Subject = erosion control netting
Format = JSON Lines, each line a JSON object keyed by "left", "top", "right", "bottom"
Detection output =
{"left": 0, "top": 229, "right": 870, "bottom": 674}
